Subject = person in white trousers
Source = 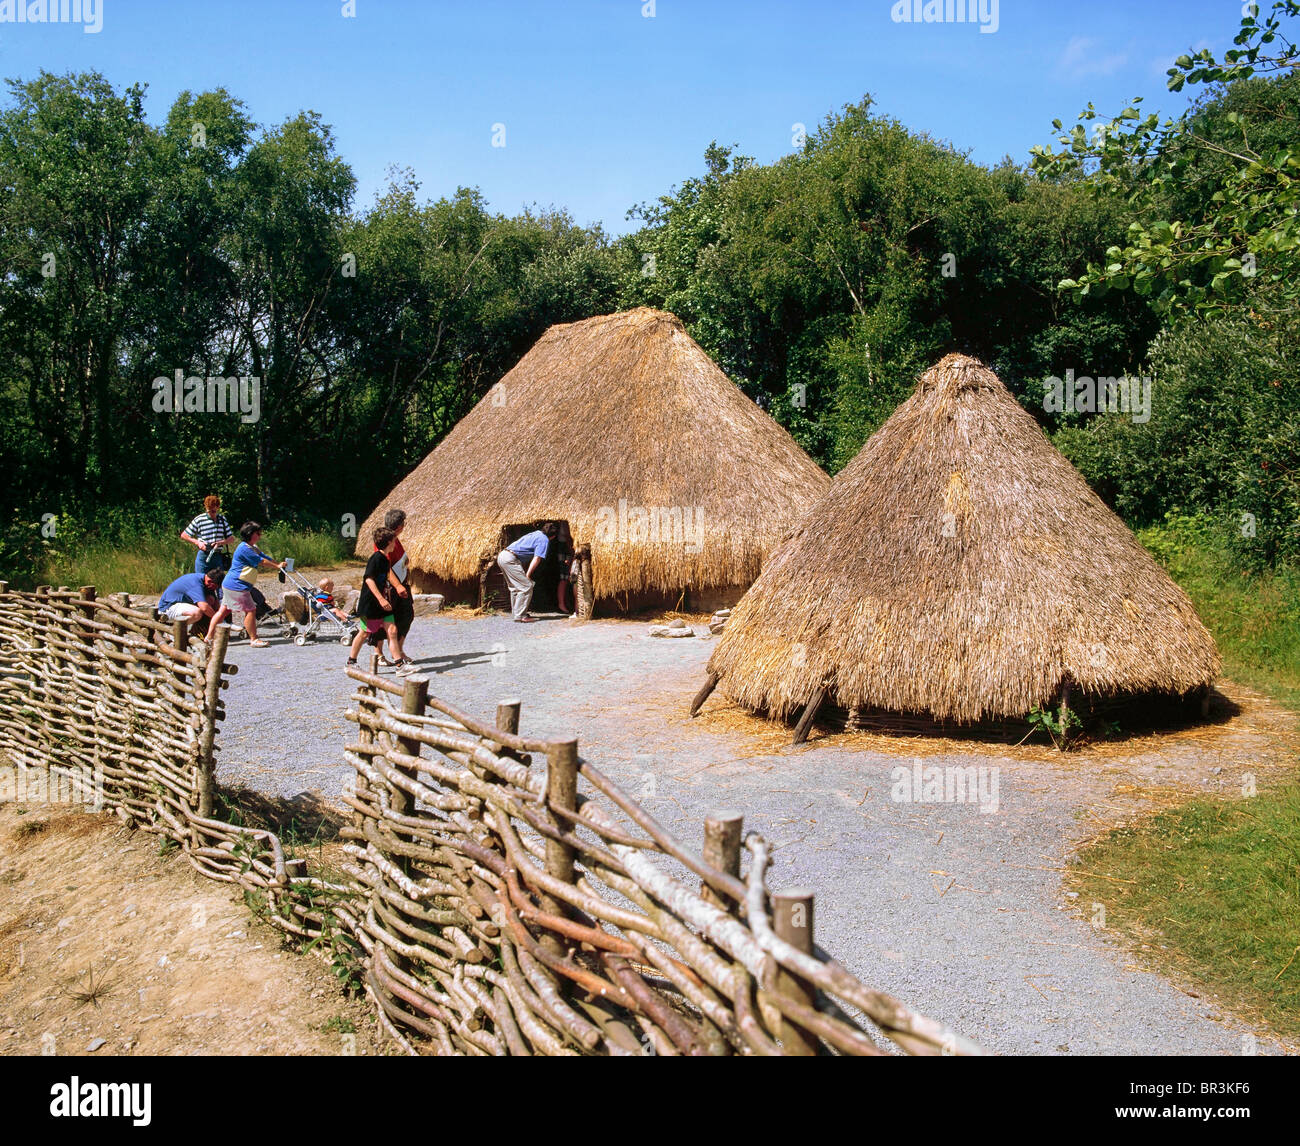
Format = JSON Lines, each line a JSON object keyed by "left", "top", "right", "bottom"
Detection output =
{"left": 497, "top": 523, "right": 557, "bottom": 622}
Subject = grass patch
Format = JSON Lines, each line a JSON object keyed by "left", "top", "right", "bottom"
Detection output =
{"left": 12, "top": 818, "right": 48, "bottom": 839}
{"left": 33, "top": 523, "right": 350, "bottom": 596}
{"left": 1141, "top": 513, "right": 1300, "bottom": 712}
{"left": 1075, "top": 782, "right": 1300, "bottom": 1042}
{"left": 259, "top": 525, "right": 350, "bottom": 570}
{"left": 41, "top": 534, "right": 194, "bottom": 596}
{"left": 320, "top": 1014, "right": 356, "bottom": 1035}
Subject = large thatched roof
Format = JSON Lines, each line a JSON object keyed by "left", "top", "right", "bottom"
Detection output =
{"left": 360, "top": 308, "right": 829, "bottom": 597}
{"left": 706, "top": 354, "right": 1220, "bottom": 724}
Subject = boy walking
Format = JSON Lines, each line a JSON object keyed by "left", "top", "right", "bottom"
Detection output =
{"left": 384, "top": 509, "right": 414, "bottom": 654}
{"left": 347, "top": 527, "right": 413, "bottom": 674}
{"left": 367, "top": 508, "right": 413, "bottom": 665}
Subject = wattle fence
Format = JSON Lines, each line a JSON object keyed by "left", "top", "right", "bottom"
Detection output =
{"left": 0, "top": 583, "right": 980, "bottom": 1056}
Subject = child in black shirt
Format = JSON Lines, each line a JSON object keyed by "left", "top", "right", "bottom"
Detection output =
{"left": 346, "top": 527, "right": 407, "bottom": 671}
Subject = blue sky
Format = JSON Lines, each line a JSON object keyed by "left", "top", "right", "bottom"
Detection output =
{"left": 0, "top": 1, "right": 1248, "bottom": 234}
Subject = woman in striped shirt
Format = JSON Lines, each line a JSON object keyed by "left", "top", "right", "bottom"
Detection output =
{"left": 181, "top": 495, "right": 234, "bottom": 576}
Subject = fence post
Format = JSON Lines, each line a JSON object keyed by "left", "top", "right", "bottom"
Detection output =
{"left": 772, "top": 888, "right": 818, "bottom": 1055}
{"left": 33, "top": 586, "right": 51, "bottom": 689}
{"left": 196, "top": 623, "right": 230, "bottom": 818}
{"left": 541, "top": 737, "right": 579, "bottom": 954}
{"left": 77, "top": 586, "right": 96, "bottom": 646}
{"left": 493, "top": 697, "right": 523, "bottom": 764}
{"left": 701, "top": 811, "right": 743, "bottom": 909}
{"left": 173, "top": 619, "right": 189, "bottom": 653}
{"left": 393, "top": 675, "right": 429, "bottom": 821}
{"left": 352, "top": 672, "right": 375, "bottom": 832}
{"left": 495, "top": 698, "right": 521, "bottom": 740}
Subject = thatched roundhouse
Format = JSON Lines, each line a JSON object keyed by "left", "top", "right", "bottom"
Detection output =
{"left": 703, "top": 354, "right": 1220, "bottom": 727}
{"left": 359, "top": 308, "right": 829, "bottom": 612}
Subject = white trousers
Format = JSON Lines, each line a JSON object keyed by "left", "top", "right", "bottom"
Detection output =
{"left": 497, "top": 550, "right": 533, "bottom": 620}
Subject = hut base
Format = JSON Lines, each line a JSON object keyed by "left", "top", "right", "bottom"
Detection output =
{"left": 772, "top": 686, "right": 1232, "bottom": 745}
{"left": 411, "top": 571, "right": 748, "bottom": 619}
{"left": 596, "top": 585, "right": 747, "bottom": 617}
{"left": 409, "top": 572, "right": 480, "bottom": 607}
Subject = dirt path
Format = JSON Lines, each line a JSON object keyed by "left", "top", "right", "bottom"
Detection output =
{"left": 0, "top": 804, "right": 379, "bottom": 1057}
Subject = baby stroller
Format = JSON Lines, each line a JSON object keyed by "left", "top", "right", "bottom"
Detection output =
{"left": 280, "top": 562, "right": 360, "bottom": 646}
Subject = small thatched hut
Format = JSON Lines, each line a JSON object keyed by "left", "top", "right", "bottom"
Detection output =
{"left": 701, "top": 354, "right": 1220, "bottom": 730}
{"left": 360, "top": 308, "right": 829, "bottom": 613}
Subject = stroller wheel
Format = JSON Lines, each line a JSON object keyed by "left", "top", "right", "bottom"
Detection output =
{"left": 286, "top": 623, "right": 298, "bottom": 637}
{"left": 294, "top": 635, "right": 307, "bottom": 647}
{"left": 340, "top": 634, "right": 352, "bottom": 645}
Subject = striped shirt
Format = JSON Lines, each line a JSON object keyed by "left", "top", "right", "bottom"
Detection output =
{"left": 184, "top": 512, "right": 232, "bottom": 548}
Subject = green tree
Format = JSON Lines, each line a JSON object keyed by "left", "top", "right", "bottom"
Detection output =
{"left": 1031, "top": 1, "right": 1300, "bottom": 324}
{"left": 225, "top": 111, "right": 355, "bottom": 517}
{"left": 0, "top": 72, "right": 159, "bottom": 509}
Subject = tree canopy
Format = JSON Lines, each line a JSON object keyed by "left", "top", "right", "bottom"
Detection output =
{"left": 3, "top": 2, "right": 1297, "bottom": 580}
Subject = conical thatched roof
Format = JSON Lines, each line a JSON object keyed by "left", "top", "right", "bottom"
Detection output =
{"left": 706, "top": 354, "right": 1220, "bottom": 724}
{"left": 360, "top": 308, "right": 829, "bottom": 598}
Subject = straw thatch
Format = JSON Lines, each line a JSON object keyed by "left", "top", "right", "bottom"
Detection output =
{"left": 359, "top": 308, "right": 829, "bottom": 600}
{"left": 706, "top": 354, "right": 1221, "bottom": 725}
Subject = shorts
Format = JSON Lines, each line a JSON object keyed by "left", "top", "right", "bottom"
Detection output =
{"left": 164, "top": 602, "right": 202, "bottom": 622}
{"left": 222, "top": 588, "right": 256, "bottom": 614}
{"left": 364, "top": 614, "right": 395, "bottom": 634}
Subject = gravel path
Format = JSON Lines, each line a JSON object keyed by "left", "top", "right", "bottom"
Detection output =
{"left": 216, "top": 607, "right": 1293, "bottom": 1056}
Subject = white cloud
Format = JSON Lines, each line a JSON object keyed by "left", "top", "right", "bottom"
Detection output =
{"left": 1059, "top": 36, "right": 1130, "bottom": 81}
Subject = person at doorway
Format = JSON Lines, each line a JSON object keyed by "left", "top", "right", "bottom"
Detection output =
{"left": 554, "top": 522, "right": 575, "bottom": 617}
{"left": 497, "top": 522, "right": 557, "bottom": 622}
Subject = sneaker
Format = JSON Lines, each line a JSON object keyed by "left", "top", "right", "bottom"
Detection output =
{"left": 345, "top": 657, "right": 358, "bottom": 669}
{"left": 395, "top": 659, "right": 418, "bottom": 676}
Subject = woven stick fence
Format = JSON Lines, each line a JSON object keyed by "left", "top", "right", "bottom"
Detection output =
{"left": 339, "top": 667, "right": 981, "bottom": 1056}
{"left": 0, "top": 584, "right": 320, "bottom": 932}
{"left": 0, "top": 583, "right": 980, "bottom": 1056}
{"left": 0, "top": 583, "right": 232, "bottom": 829}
